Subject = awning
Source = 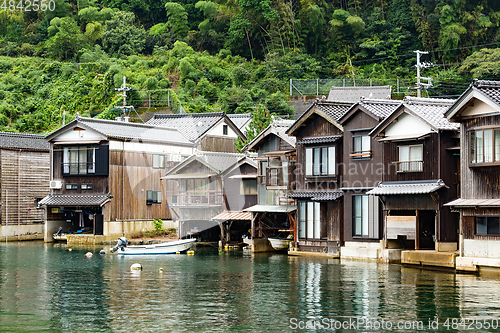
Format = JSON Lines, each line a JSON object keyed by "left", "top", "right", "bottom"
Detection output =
{"left": 262, "top": 149, "right": 295, "bottom": 156}
{"left": 38, "top": 194, "right": 112, "bottom": 207}
{"left": 444, "top": 198, "right": 500, "bottom": 207}
{"left": 161, "top": 173, "right": 215, "bottom": 179}
{"left": 378, "top": 132, "right": 432, "bottom": 142}
{"left": 212, "top": 211, "right": 252, "bottom": 221}
{"left": 296, "top": 135, "right": 342, "bottom": 145}
{"left": 243, "top": 205, "right": 296, "bottom": 213}
{"left": 289, "top": 190, "right": 344, "bottom": 201}
{"left": 228, "top": 174, "right": 258, "bottom": 179}
{"left": 366, "top": 179, "right": 446, "bottom": 195}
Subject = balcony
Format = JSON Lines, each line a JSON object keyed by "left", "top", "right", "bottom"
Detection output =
{"left": 165, "top": 190, "right": 223, "bottom": 207}
{"left": 395, "top": 160, "right": 423, "bottom": 172}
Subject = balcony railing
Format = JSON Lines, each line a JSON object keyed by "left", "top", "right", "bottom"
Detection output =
{"left": 395, "top": 160, "right": 423, "bottom": 172}
{"left": 165, "top": 190, "right": 223, "bottom": 207}
{"left": 349, "top": 150, "right": 372, "bottom": 159}
{"left": 62, "top": 162, "right": 96, "bottom": 175}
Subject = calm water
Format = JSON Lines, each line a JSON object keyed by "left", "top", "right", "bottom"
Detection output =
{"left": 1, "top": 242, "right": 500, "bottom": 332}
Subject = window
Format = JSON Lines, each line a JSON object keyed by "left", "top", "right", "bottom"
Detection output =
{"left": 240, "top": 179, "right": 257, "bottom": 195}
{"left": 351, "top": 136, "right": 371, "bottom": 159}
{"left": 305, "top": 146, "right": 336, "bottom": 177}
{"left": 81, "top": 184, "right": 93, "bottom": 190}
{"left": 397, "top": 144, "right": 423, "bottom": 172}
{"left": 146, "top": 190, "right": 162, "bottom": 205}
{"left": 258, "top": 161, "right": 268, "bottom": 184}
{"left": 470, "top": 129, "right": 500, "bottom": 164}
{"left": 298, "top": 201, "right": 321, "bottom": 239}
{"left": 476, "top": 216, "right": 500, "bottom": 235}
{"left": 223, "top": 124, "right": 228, "bottom": 135}
{"left": 353, "top": 195, "right": 369, "bottom": 237}
{"left": 66, "top": 184, "right": 77, "bottom": 190}
{"left": 63, "top": 146, "right": 95, "bottom": 175}
{"left": 152, "top": 155, "right": 165, "bottom": 169}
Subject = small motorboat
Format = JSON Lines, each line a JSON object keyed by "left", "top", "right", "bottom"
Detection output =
{"left": 111, "top": 237, "right": 196, "bottom": 255}
{"left": 268, "top": 237, "right": 293, "bottom": 251}
{"left": 53, "top": 233, "right": 68, "bottom": 242}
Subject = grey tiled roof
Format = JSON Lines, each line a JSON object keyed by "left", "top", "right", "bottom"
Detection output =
{"left": 366, "top": 180, "right": 446, "bottom": 195}
{"left": 75, "top": 117, "right": 193, "bottom": 145}
{"left": 403, "top": 97, "right": 459, "bottom": 130}
{"left": 314, "top": 100, "right": 354, "bottom": 121}
{"left": 296, "top": 135, "right": 342, "bottom": 145}
{"left": 0, "top": 132, "right": 49, "bottom": 151}
{"left": 146, "top": 112, "right": 226, "bottom": 141}
{"left": 227, "top": 114, "right": 252, "bottom": 130}
{"left": 166, "top": 151, "right": 245, "bottom": 176}
{"left": 39, "top": 194, "right": 112, "bottom": 206}
{"left": 289, "top": 190, "right": 344, "bottom": 201}
{"left": 471, "top": 79, "right": 500, "bottom": 104}
{"left": 245, "top": 119, "right": 296, "bottom": 151}
{"left": 359, "top": 99, "right": 402, "bottom": 119}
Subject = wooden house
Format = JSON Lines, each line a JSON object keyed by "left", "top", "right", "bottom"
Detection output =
{"left": 337, "top": 99, "right": 401, "bottom": 259}
{"left": 368, "top": 97, "right": 460, "bottom": 261}
{"left": 162, "top": 151, "right": 245, "bottom": 241}
{"left": 242, "top": 119, "right": 297, "bottom": 247}
{"left": 444, "top": 79, "right": 500, "bottom": 272}
{"left": 146, "top": 112, "right": 247, "bottom": 153}
{"left": 0, "top": 132, "right": 49, "bottom": 240}
{"left": 286, "top": 100, "right": 353, "bottom": 255}
{"left": 39, "top": 117, "right": 195, "bottom": 243}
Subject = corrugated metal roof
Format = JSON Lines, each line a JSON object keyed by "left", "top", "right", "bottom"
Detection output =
{"left": 243, "top": 205, "right": 296, "bottom": 213}
{"left": 212, "top": 211, "right": 252, "bottom": 221}
{"left": 146, "top": 112, "right": 226, "bottom": 141}
{"left": 74, "top": 117, "right": 193, "bottom": 145}
{"left": 0, "top": 132, "right": 49, "bottom": 151}
{"left": 403, "top": 97, "right": 459, "bottom": 130}
{"left": 444, "top": 198, "right": 500, "bottom": 207}
{"left": 39, "top": 194, "right": 112, "bottom": 206}
{"left": 296, "top": 135, "right": 342, "bottom": 145}
{"left": 289, "top": 190, "right": 344, "bottom": 201}
{"left": 366, "top": 180, "right": 447, "bottom": 195}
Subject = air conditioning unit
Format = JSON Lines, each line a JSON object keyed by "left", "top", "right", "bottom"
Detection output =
{"left": 49, "top": 180, "right": 63, "bottom": 189}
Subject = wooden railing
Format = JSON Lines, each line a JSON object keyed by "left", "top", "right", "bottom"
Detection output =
{"left": 349, "top": 150, "right": 372, "bottom": 159}
{"left": 165, "top": 190, "right": 223, "bottom": 207}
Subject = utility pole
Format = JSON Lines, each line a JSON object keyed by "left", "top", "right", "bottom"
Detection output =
{"left": 414, "top": 50, "right": 433, "bottom": 98}
{"left": 113, "top": 76, "right": 144, "bottom": 123}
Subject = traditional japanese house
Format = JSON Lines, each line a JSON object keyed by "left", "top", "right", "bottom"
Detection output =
{"left": 285, "top": 100, "right": 353, "bottom": 256}
{"left": 368, "top": 97, "right": 459, "bottom": 266}
{"left": 40, "top": 117, "right": 194, "bottom": 243}
{"left": 242, "top": 119, "right": 297, "bottom": 249}
{"left": 337, "top": 99, "right": 401, "bottom": 259}
{"left": 0, "top": 132, "right": 49, "bottom": 240}
{"left": 212, "top": 156, "right": 257, "bottom": 245}
{"left": 162, "top": 151, "right": 244, "bottom": 241}
{"left": 227, "top": 113, "right": 252, "bottom": 137}
{"left": 146, "top": 112, "right": 247, "bottom": 153}
{"left": 444, "top": 79, "right": 500, "bottom": 272}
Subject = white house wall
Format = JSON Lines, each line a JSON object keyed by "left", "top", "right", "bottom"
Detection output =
{"left": 109, "top": 141, "right": 193, "bottom": 156}
{"left": 460, "top": 99, "right": 498, "bottom": 117}
{"left": 384, "top": 112, "right": 432, "bottom": 136}
{"left": 206, "top": 120, "right": 239, "bottom": 138}
{"left": 463, "top": 239, "right": 500, "bottom": 258}
{"left": 52, "top": 128, "right": 103, "bottom": 142}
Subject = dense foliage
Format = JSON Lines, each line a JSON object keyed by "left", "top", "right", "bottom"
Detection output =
{"left": 1, "top": 0, "right": 500, "bottom": 133}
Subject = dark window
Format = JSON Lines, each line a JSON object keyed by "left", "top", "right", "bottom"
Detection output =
{"left": 470, "top": 129, "right": 500, "bottom": 164}
{"left": 81, "top": 184, "right": 93, "bottom": 190}
{"left": 353, "top": 195, "right": 369, "bottom": 237}
{"left": 476, "top": 216, "right": 500, "bottom": 235}
{"left": 62, "top": 146, "right": 96, "bottom": 175}
{"left": 305, "top": 146, "right": 336, "bottom": 176}
{"left": 240, "top": 179, "right": 257, "bottom": 195}
{"left": 146, "top": 190, "right": 162, "bottom": 205}
{"left": 351, "top": 136, "right": 372, "bottom": 159}
{"left": 66, "top": 184, "right": 77, "bottom": 190}
{"left": 223, "top": 124, "right": 228, "bottom": 135}
{"left": 152, "top": 155, "right": 165, "bottom": 169}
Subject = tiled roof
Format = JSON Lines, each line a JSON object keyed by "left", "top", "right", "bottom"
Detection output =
{"left": 244, "top": 119, "right": 296, "bottom": 151}
{"left": 444, "top": 198, "right": 500, "bottom": 207}
{"left": 366, "top": 180, "right": 446, "bottom": 195}
{"left": 296, "top": 135, "right": 342, "bottom": 145}
{"left": 74, "top": 117, "right": 193, "bottom": 146}
{"left": 471, "top": 79, "right": 500, "bottom": 105}
{"left": 314, "top": 100, "right": 354, "bottom": 121}
{"left": 165, "top": 151, "right": 245, "bottom": 177}
{"left": 227, "top": 114, "right": 252, "bottom": 130}
{"left": 402, "top": 97, "right": 459, "bottom": 130}
{"left": 39, "top": 194, "right": 112, "bottom": 206}
{"left": 359, "top": 99, "right": 402, "bottom": 119}
{"left": 212, "top": 211, "right": 252, "bottom": 221}
{"left": 146, "top": 112, "right": 226, "bottom": 141}
{"left": 289, "top": 190, "right": 344, "bottom": 201}
{"left": 0, "top": 132, "right": 49, "bottom": 151}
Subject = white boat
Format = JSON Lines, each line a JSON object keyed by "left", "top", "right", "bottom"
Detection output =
{"left": 53, "top": 233, "right": 68, "bottom": 242}
{"left": 268, "top": 238, "right": 292, "bottom": 250}
{"left": 117, "top": 238, "right": 196, "bottom": 255}
{"left": 242, "top": 235, "right": 252, "bottom": 246}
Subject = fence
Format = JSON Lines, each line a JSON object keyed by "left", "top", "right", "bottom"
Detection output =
{"left": 290, "top": 78, "right": 414, "bottom": 96}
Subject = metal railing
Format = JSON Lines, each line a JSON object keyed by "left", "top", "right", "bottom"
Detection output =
{"left": 165, "top": 190, "right": 223, "bottom": 207}
{"left": 395, "top": 161, "right": 423, "bottom": 172}
{"left": 62, "top": 162, "right": 96, "bottom": 175}
{"left": 290, "top": 78, "right": 412, "bottom": 96}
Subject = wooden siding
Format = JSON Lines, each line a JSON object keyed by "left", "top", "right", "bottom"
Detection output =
{"left": 223, "top": 163, "right": 257, "bottom": 211}
{"left": 256, "top": 134, "right": 280, "bottom": 157}
{"left": 326, "top": 199, "right": 343, "bottom": 244}
{"left": 460, "top": 115, "right": 500, "bottom": 199}
{"left": 1, "top": 149, "right": 50, "bottom": 226}
{"left": 199, "top": 135, "right": 238, "bottom": 153}
{"left": 462, "top": 208, "right": 500, "bottom": 240}
{"left": 294, "top": 113, "right": 342, "bottom": 141}
{"left": 343, "top": 192, "right": 381, "bottom": 242}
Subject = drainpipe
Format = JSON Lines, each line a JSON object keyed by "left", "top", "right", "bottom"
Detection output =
{"left": 18, "top": 149, "right": 21, "bottom": 240}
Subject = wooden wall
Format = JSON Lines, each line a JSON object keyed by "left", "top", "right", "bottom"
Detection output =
{"left": 223, "top": 163, "right": 257, "bottom": 211}
{"left": 1, "top": 149, "right": 50, "bottom": 226}
{"left": 199, "top": 135, "right": 238, "bottom": 153}
{"left": 461, "top": 208, "right": 500, "bottom": 240}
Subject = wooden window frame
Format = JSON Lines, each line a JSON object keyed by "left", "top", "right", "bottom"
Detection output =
{"left": 223, "top": 124, "right": 228, "bottom": 135}
{"left": 298, "top": 201, "right": 322, "bottom": 240}
{"left": 469, "top": 128, "right": 500, "bottom": 167}
{"left": 352, "top": 195, "right": 369, "bottom": 237}
{"left": 475, "top": 216, "right": 500, "bottom": 236}
{"left": 152, "top": 154, "right": 165, "bottom": 169}
{"left": 240, "top": 179, "right": 257, "bottom": 195}
{"left": 305, "top": 145, "right": 336, "bottom": 178}
{"left": 62, "top": 146, "right": 96, "bottom": 176}
{"left": 350, "top": 135, "right": 372, "bottom": 159}
{"left": 396, "top": 144, "right": 424, "bottom": 172}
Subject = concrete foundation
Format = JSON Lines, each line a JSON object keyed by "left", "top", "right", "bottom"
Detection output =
{"left": 435, "top": 242, "right": 457, "bottom": 252}
{"left": 402, "top": 250, "right": 456, "bottom": 268}
{"left": 2, "top": 224, "right": 44, "bottom": 241}
{"left": 380, "top": 249, "right": 403, "bottom": 263}
{"left": 288, "top": 248, "right": 340, "bottom": 259}
{"left": 455, "top": 256, "right": 500, "bottom": 273}
{"left": 340, "top": 241, "right": 381, "bottom": 260}
{"left": 251, "top": 238, "right": 275, "bottom": 253}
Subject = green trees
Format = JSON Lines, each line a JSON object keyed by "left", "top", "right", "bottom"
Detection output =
{"left": 101, "top": 11, "right": 147, "bottom": 57}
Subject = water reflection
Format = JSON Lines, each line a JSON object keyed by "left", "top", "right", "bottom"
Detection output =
{"left": 2, "top": 243, "right": 500, "bottom": 332}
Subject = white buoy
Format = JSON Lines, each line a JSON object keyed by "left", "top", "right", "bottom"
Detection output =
{"left": 85, "top": 252, "right": 93, "bottom": 258}
{"left": 68, "top": 248, "right": 72, "bottom": 252}
{"left": 131, "top": 263, "right": 142, "bottom": 271}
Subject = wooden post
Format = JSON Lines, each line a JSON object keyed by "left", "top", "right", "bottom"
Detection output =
{"left": 415, "top": 210, "right": 419, "bottom": 250}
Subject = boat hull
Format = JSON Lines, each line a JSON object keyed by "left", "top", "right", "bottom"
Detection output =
{"left": 117, "top": 238, "right": 196, "bottom": 255}
{"left": 268, "top": 238, "right": 292, "bottom": 250}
